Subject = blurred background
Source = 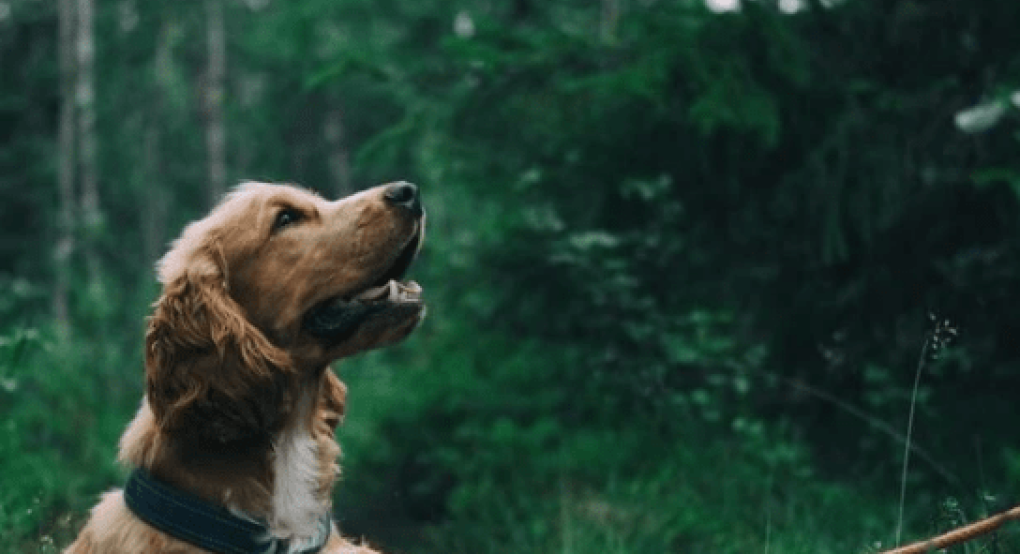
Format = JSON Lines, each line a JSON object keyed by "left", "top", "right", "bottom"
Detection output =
{"left": 2, "top": 0, "right": 1020, "bottom": 552}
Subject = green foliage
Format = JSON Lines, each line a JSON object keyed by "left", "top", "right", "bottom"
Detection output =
{"left": 4, "top": 0, "right": 1020, "bottom": 552}
{"left": 0, "top": 280, "right": 142, "bottom": 551}
{"left": 339, "top": 332, "right": 897, "bottom": 553}
{"left": 324, "top": 0, "right": 1020, "bottom": 549}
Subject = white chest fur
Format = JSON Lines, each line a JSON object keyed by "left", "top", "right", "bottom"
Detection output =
{"left": 269, "top": 394, "right": 328, "bottom": 541}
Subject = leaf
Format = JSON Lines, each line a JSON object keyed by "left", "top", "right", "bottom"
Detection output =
{"left": 954, "top": 99, "right": 1006, "bottom": 133}
{"left": 971, "top": 167, "right": 1020, "bottom": 201}
{"left": 971, "top": 167, "right": 1020, "bottom": 187}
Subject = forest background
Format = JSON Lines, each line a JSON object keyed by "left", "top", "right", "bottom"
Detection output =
{"left": 2, "top": 0, "right": 1020, "bottom": 552}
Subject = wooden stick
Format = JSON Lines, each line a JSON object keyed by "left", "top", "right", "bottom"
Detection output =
{"left": 879, "top": 505, "right": 1020, "bottom": 554}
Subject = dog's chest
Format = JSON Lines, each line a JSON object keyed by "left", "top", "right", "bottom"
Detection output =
{"left": 270, "top": 418, "right": 328, "bottom": 541}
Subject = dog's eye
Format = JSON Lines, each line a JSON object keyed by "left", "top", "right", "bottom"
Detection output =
{"left": 273, "top": 208, "right": 303, "bottom": 232}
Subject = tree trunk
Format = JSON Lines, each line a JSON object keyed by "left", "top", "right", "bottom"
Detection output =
{"left": 144, "top": 20, "right": 175, "bottom": 265}
{"left": 324, "top": 107, "right": 352, "bottom": 197}
{"left": 54, "top": 0, "right": 77, "bottom": 328}
{"left": 76, "top": 0, "right": 100, "bottom": 285}
{"left": 205, "top": 0, "right": 227, "bottom": 205}
{"left": 600, "top": 0, "right": 619, "bottom": 43}
{"left": 235, "top": 71, "right": 266, "bottom": 179}
{"left": 142, "top": 124, "right": 168, "bottom": 265}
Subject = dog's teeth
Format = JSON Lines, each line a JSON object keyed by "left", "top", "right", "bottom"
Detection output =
{"left": 394, "top": 280, "right": 422, "bottom": 302}
{"left": 354, "top": 280, "right": 423, "bottom": 303}
{"left": 356, "top": 283, "right": 390, "bottom": 301}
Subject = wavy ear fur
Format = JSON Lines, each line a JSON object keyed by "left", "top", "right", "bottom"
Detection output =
{"left": 319, "top": 369, "right": 347, "bottom": 432}
{"left": 145, "top": 245, "right": 295, "bottom": 443}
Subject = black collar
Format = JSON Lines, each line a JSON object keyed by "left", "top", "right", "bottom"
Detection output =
{"left": 124, "top": 468, "right": 331, "bottom": 554}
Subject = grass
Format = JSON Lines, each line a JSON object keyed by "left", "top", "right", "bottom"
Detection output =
{"left": 399, "top": 435, "right": 902, "bottom": 554}
{"left": 2, "top": 315, "right": 1014, "bottom": 554}
{"left": 335, "top": 344, "right": 905, "bottom": 554}
{"left": 0, "top": 323, "right": 140, "bottom": 553}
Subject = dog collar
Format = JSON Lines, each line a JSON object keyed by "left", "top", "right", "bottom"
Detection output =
{"left": 124, "top": 468, "right": 331, "bottom": 554}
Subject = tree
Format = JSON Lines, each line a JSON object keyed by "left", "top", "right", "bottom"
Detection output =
{"left": 323, "top": 106, "right": 352, "bottom": 197}
{"left": 54, "top": 0, "right": 76, "bottom": 328}
{"left": 204, "top": 0, "right": 226, "bottom": 204}
{"left": 76, "top": 0, "right": 100, "bottom": 285}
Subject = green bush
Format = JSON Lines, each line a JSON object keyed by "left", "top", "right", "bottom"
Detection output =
{"left": 336, "top": 329, "right": 900, "bottom": 554}
{"left": 0, "top": 278, "right": 145, "bottom": 552}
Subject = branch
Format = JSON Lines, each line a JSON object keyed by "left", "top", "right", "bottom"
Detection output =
{"left": 879, "top": 505, "right": 1020, "bottom": 554}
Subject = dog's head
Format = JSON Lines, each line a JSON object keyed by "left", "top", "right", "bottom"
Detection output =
{"left": 145, "top": 181, "right": 425, "bottom": 443}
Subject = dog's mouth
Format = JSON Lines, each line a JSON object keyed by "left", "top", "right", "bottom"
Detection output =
{"left": 348, "top": 228, "right": 424, "bottom": 304}
{"left": 303, "top": 225, "right": 425, "bottom": 339}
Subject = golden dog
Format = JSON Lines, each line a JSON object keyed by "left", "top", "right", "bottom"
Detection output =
{"left": 65, "top": 181, "right": 425, "bottom": 554}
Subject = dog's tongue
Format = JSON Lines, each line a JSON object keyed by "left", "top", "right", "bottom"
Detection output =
{"left": 354, "top": 280, "right": 422, "bottom": 302}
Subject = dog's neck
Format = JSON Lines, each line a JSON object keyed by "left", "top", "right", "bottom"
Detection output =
{"left": 267, "top": 390, "right": 329, "bottom": 538}
{"left": 118, "top": 378, "right": 337, "bottom": 541}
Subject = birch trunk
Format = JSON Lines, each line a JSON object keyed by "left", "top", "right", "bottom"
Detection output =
{"left": 600, "top": 0, "right": 619, "bottom": 43}
{"left": 76, "top": 0, "right": 100, "bottom": 285}
{"left": 54, "top": 0, "right": 77, "bottom": 327}
{"left": 143, "top": 21, "right": 177, "bottom": 265}
{"left": 235, "top": 71, "right": 266, "bottom": 178}
{"left": 324, "top": 107, "right": 352, "bottom": 197}
{"left": 205, "top": 0, "right": 227, "bottom": 205}
{"left": 142, "top": 124, "right": 168, "bottom": 265}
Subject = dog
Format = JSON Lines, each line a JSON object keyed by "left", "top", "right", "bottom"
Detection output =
{"left": 64, "top": 181, "right": 426, "bottom": 554}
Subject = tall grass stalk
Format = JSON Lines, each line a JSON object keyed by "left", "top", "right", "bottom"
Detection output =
{"left": 894, "top": 337, "right": 930, "bottom": 546}
{"left": 895, "top": 316, "right": 955, "bottom": 546}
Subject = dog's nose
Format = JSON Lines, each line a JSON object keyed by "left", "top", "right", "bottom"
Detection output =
{"left": 384, "top": 181, "right": 422, "bottom": 216}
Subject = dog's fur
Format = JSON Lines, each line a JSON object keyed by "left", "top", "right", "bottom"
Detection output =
{"left": 65, "top": 182, "right": 426, "bottom": 554}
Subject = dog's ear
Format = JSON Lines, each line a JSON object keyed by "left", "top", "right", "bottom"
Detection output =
{"left": 145, "top": 245, "right": 294, "bottom": 443}
{"left": 318, "top": 369, "right": 347, "bottom": 432}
